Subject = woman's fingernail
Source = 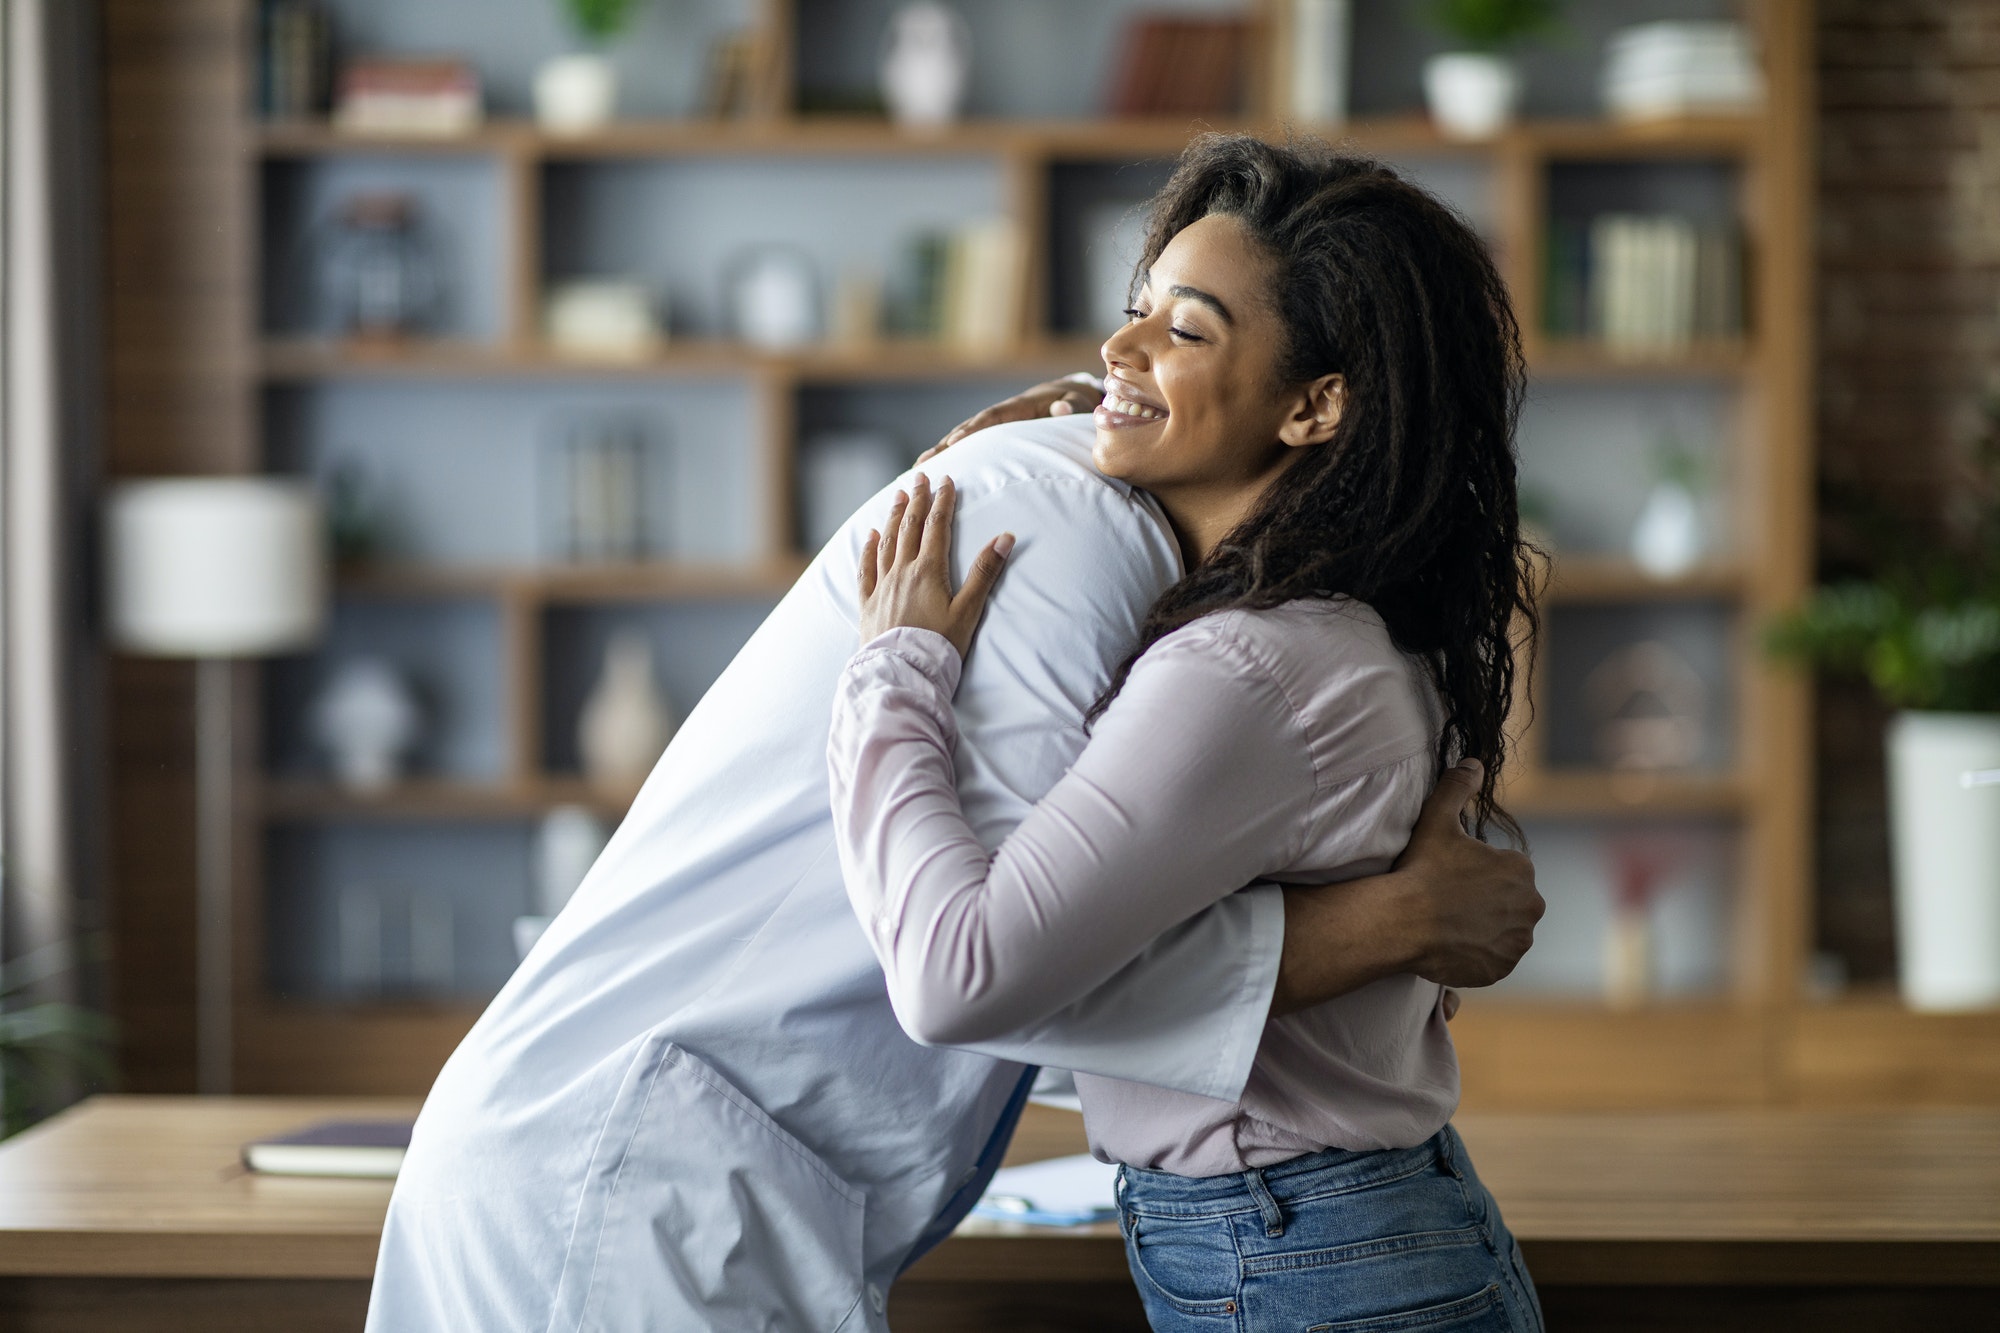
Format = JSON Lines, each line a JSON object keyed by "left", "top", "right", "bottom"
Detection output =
{"left": 995, "top": 533, "right": 1016, "bottom": 557}
{"left": 1049, "top": 401, "right": 1074, "bottom": 416}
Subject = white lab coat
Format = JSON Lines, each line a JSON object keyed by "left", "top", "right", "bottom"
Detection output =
{"left": 366, "top": 418, "right": 1283, "bottom": 1331}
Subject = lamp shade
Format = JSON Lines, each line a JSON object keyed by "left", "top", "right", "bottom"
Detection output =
{"left": 104, "top": 478, "right": 328, "bottom": 657}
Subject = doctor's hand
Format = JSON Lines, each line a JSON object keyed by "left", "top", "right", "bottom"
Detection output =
{"left": 858, "top": 473, "right": 1014, "bottom": 661}
{"left": 1270, "top": 760, "right": 1541, "bottom": 1018}
{"left": 918, "top": 375, "right": 1105, "bottom": 463}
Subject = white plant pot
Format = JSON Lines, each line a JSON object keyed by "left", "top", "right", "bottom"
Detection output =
{"left": 1886, "top": 711, "right": 2000, "bottom": 1010}
{"left": 535, "top": 53, "right": 618, "bottom": 132}
{"left": 1423, "top": 52, "right": 1520, "bottom": 140}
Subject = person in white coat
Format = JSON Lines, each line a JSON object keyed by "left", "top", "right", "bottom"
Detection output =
{"left": 366, "top": 410, "right": 1541, "bottom": 1332}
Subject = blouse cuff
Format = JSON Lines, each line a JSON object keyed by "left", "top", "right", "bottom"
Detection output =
{"left": 850, "top": 626, "right": 964, "bottom": 698}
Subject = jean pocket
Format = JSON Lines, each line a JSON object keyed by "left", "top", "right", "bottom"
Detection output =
{"left": 550, "top": 1036, "right": 866, "bottom": 1332}
{"left": 1124, "top": 1212, "right": 1242, "bottom": 1315}
{"left": 1305, "top": 1283, "right": 1508, "bottom": 1332}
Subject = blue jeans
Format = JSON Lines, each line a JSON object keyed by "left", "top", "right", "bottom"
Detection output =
{"left": 1116, "top": 1125, "right": 1542, "bottom": 1332}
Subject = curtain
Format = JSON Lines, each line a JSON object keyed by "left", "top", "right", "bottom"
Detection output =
{"left": 1, "top": 0, "right": 103, "bottom": 1119}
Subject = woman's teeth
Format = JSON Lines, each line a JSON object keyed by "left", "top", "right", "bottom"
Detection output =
{"left": 1106, "top": 396, "right": 1165, "bottom": 421}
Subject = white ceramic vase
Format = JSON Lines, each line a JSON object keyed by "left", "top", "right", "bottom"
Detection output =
{"left": 578, "top": 629, "right": 674, "bottom": 789}
{"left": 1423, "top": 52, "right": 1520, "bottom": 140}
{"left": 880, "top": 2, "right": 970, "bottom": 130}
{"left": 534, "top": 803, "right": 610, "bottom": 917}
{"left": 311, "top": 657, "right": 420, "bottom": 792}
{"left": 535, "top": 53, "right": 618, "bottom": 132}
{"left": 1886, "top": 711, "right": 2000, "bottom": 1010}
{"left": 1630, "top": 479, "right": 1704, "bottom": 577}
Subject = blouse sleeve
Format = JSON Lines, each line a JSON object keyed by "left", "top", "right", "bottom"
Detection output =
{"left": 828, "top": 620, "right": 1317, "bottom": 1048}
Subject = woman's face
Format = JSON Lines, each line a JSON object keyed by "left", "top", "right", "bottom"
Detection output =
{"left": 1093, "top": 212, "right": 1334, "bottom": 554}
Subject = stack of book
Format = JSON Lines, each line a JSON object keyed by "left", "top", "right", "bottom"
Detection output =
{"left": 334, "top": 58, "right": 482, "bottom": 136}
{"left": 1108, "top": 16, "right": 1249, "bottom": 117}
{"left": 260, "top": 0, "right": 331, "bottom": 120}
{"left": 897, "top": 221, "right": 1024, "bottom": 352}
{"left": 1544, "top": 215, "right": 1744, "bottom": 356}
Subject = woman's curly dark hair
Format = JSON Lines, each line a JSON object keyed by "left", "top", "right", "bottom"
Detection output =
{"left": 1091, "top": 134, "right": 1538, "bottom": 843}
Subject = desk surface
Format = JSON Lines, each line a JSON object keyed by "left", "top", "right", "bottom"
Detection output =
{"left": 0, "top": 1098, "right": 1996, "bottom": 1285}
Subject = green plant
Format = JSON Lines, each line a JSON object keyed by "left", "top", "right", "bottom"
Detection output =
{"left": 0, "top": 955, "right": 114, "bottom": 1139}
{"left": 1423, "top": 0, "right": 1564, "bottom": 52}
{"left": 564, "top": 0, "right": 642, "bottom": 43}
{"left": 1768, "top": 392, "right": 2000, "bottom": 712}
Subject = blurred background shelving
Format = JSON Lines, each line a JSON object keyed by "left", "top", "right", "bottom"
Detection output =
{"left": 107, "top": 0, "right": 1959, "bottom": 1107}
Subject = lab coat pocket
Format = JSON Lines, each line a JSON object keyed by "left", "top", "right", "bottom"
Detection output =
{"left": 551, "top": 1036, "right": 867, "bottom": 1333}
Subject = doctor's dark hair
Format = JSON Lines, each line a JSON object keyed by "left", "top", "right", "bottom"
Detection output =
{"left": 1091, "top": 134, "right": 1538, "bottom": 843}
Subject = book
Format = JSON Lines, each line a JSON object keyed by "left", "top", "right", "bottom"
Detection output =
{"left": 261, "top": 0, "right": 331, "bottom": 121}
{"left": 242, "top": 1119, "right": 413, "bottom": 1178}
{"left": 334, "top": 58, "right": 481, "bottom": 136}
{"left": 1109, "top": 16, "right": 1248, "bottom": 118}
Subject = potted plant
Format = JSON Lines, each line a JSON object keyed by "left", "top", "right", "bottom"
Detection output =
{"left": 1419, "top": 0, "right": 1562, "bottom": 139}
{"left": 0, "top": 957, "right": 114, "bottom": 1138}
{"left": 535, "top": 0, "right": 645, "bottom": 132}
{"left": 1769, "top": 397, "right": 2000, "bottom": 1010}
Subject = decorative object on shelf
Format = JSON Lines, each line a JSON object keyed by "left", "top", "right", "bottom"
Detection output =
{"left": 1602, "top": 836, "right": 1683, "bottom": 1010}
{"left": 333, "top": 58, "right": 481, "bottom": 136}
{"left": 728, "top": 246, "right": 821, "bottom": 350}
{"left": 1630, "top": 436, "right": 1707, "bottom": 578}
{"left": 880, "top": 2, "right": 971, "bottom": 130}
{"left": 309, "top": 657, "right": 423, "bottom": 793}
{"left": 316, "top": 193, "right": 442, "bottom": 344}
{"left": 1419, "top": 0, "right": 1562, "bottom": 140}
{"left": 830, "top": 267, "right": 886, "bottom": 346}
{"left": 325, "top": 458, "right": 386, "bottom": 566}
{"left": 1768, "top": 395, "right": 2000, "bottom": 1010}
{"left": 544, "top": 278, "right": 662, "bottom": 360}
{"left": 1603, "top": 21, "right": 1763, "bottom": 124}
{"left": 700, "top": 29, "right": 761, "bottom": 119}
{"left": 801, "top": 432, "right": 908, "bottom": 551}
{"left": 579, "top": 629, "right": 675, "bottom": 789}
{"left": 103, "top": 478, "right": 328, "bottom": 1093}
{"left": 260, "top": 0, "right": 332, "bottom": 121}
{"left": 1282, "top": 0, "right": 1351, "bottom": 125}
{"left": 545, "top": 416, "right": 655, "bottom": 562}
{"left": 535, "top": 0, "right": 645, "bottom": 131}
{"left": 1583, "top": 639, "right": 1707, "bottom": 771}
{"left": 1110, "top": 14, "right": 1250, "bottom": 117}
{"left": 535, "top": 804, "right": 611, "bottom": 917}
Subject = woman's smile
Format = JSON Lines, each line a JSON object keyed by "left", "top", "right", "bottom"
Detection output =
{"left": 1095, "top": 374, "right": 1169, "bottom": 427}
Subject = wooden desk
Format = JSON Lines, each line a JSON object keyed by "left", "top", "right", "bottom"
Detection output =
{"left": 0, "top": 1099, "right": 1994, "bottom": 1331}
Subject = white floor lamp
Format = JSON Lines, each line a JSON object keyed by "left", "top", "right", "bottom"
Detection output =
{"left": 104, "top": 479, "right": 326, "bottom": 1094}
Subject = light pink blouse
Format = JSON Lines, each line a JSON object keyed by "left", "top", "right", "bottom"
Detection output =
{"left": 828, "top": 598, "right": 1460, "bottom": 1177}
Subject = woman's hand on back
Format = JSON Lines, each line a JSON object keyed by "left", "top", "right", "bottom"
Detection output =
{"left": 917, "top": 375, "right": 1105, "bottom": 463}
{"left": 858, "top": 473, "right": 1014, "bottom": 660}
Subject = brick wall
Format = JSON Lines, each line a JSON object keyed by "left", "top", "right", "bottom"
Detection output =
{"left": 1814, "top": 0, "right": 2000, "bottom": 981}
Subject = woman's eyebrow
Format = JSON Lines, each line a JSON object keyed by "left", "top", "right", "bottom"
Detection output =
{"left": 1167, "top": 284, "right": 1233, "bottom": 324}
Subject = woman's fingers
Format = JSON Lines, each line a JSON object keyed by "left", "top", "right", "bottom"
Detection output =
{"left": 858, "top": 530, "right": 880, "bottom": 599}
{"left": 952, "top": 532, "right": 1015, "bottom": 623}
{"left": 878, "top": 489, "right": 908, "bottom": 571}
{"left": 921, "top": 477, "right": 957, "bottom": 567}
{"left": 900, "top": 473, "right": 934, "bottom": 557}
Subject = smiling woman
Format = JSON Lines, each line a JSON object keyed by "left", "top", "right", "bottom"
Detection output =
{"left": 834, "top": 133, "right": 1544, "bottom": 1332}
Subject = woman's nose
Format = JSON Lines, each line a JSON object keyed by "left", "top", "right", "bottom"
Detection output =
{"left": 1101, "top": 319, "right": 1148, "bottom": 374}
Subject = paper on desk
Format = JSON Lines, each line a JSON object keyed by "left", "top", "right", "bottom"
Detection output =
{"left": 972, "top": 1152, "right": 1119, "bottom": 1227}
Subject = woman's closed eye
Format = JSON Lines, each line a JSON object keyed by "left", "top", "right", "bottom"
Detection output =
{"left": 1120, "top": 307, "right": 1205, "bottom": 343}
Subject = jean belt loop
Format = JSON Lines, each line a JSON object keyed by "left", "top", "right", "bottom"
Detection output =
{"left": 1243, "top": 1168, "right": 1285, "bottom": 1238}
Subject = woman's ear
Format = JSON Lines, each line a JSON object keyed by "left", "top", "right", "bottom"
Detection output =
{"left": 1277, "top": 374, "right": 1345, "bottom": 450}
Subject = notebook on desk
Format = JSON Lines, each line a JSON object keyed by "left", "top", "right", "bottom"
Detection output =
{"left": 242, "top": 1119, "right": 414, "bottom": 1179}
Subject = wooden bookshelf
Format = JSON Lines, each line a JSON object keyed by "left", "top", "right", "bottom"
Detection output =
{"left": 102, "top": 0, "right": 1961, "bottom": 1112}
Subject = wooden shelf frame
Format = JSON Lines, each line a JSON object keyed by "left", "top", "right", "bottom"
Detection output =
{"left": 204, "top": 0, "right": 1853, "bottom": 1110}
